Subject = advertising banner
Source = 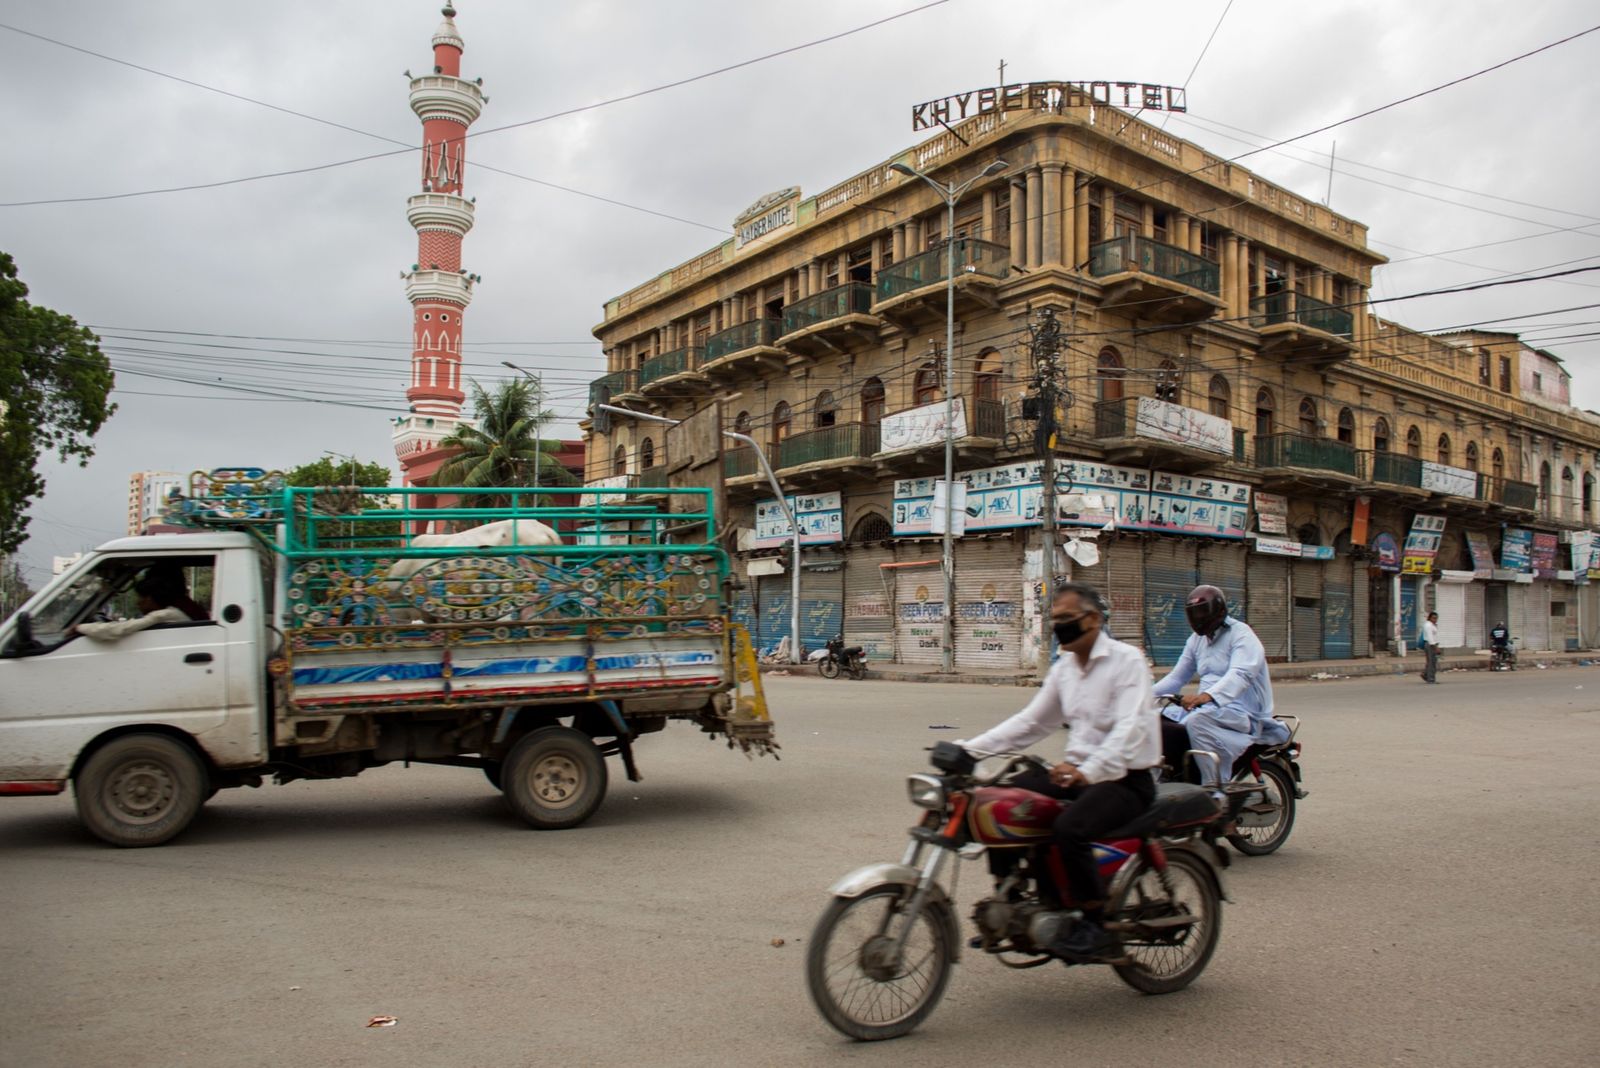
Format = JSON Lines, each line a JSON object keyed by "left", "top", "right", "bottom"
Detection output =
{"left": 1133, "top": 397, "right": 1233, "bottom": 456}
{"left": 878, "top": 398, "right": 968, "bottom": 454}
{"left": 1254, "top": 491, "right": 1289, "bottom": 535}
{"left": 1420, "top": 461, "right": 1478, "bottom": 498}
{"left": 1372, "top": 531, "right": 1401, "bottom": 572}
{"left": 1500, "top": 527, "right": 1533, "bottom": 572}
{"left": 1531, "top": 532, "right": 1559, "bottom": 578}
{"left": 754, "top": 492, "right": 843, "bottom": 548}
{"left": 1254, "top": 536, "right": 1334, "bottom": 559}
{"left": 1464, "top": 531, "right": 1495, "bottom": 578}
{"left": 1569, "top": 530, "right": 1600, "bottom": 579}
{"left": 1401, "top": 514, "right": 1446, "bottom": 575}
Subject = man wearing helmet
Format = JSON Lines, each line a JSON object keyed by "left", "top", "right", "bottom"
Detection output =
{"left": 1152, "top": 585, "right": 1289, "bottom": 785}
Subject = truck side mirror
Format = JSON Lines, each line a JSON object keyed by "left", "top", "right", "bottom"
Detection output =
{"left": 1, "top": 611, "right": 42, "bottom": 658}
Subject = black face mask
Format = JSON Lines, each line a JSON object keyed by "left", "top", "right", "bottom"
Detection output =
{"left": 1053, "top": 616, "right": 1089, "bottom": 648}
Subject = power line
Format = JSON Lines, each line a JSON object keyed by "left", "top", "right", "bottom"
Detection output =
{"left": 1161, "top": 0, "right": 1233, "bottom": 131}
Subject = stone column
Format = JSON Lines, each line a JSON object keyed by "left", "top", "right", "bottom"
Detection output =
{"left": 1074, "top": 178, "right": 1090, "bottom": 268}
{"left": 1173, "top": 212, "right": 1190, "bottom": 252}
{"left": 796, "top": 268, "right": 809, "bottom": 300}
{"left": 908, "top": 218, "right": 922, "bottom": 254}
{"left": 1190, "top": 218, "right": 1203, "bottom": 256}
{"left": 1285, "top": 263, "right": 1299, "bottom": 319}
{"left": 893, "top": 225, "right": 906, "bottom": 263}
{"left": 1009, "top": 179, "right": 1026, "bottom": 266}
{"left": 810, "top": 260, "right": 824, "bottom": 294}
{"left": 1221, "top": 237, "right": 1239, "bottom": 319}
{"left": 982, "top": 187, "right": 997, "bottom": 244}
{"left": 1236, "top": 239, "right": 1250, "bottom": 314}
{"left": 1061, "top": 168, "right": 1076, "bottom": 268}
{"left": 1041, "top": 163, "right": 1063, "bottom": 266}
{"left": 1100, "top": 186, "right": 1115, "bottom": 240}
{"left": 1026, "top": 167, "right": 1043, "bottom": 268}
{"left": 1142, "top": 202, "right": 1156, "bottom": 240}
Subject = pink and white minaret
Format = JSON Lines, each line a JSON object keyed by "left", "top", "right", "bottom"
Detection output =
{"left": 394, "top": 3, "right": 486, "bottom": 487}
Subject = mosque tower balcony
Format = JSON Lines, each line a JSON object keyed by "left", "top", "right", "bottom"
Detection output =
{"left": 404, "top": 268, "right": 477, "bottom": 307}
{"left": 408, "top": 74, "right": 485, "bottom": 126}
{"left": 406, "top": 192, "right": 475, "bottom": 237}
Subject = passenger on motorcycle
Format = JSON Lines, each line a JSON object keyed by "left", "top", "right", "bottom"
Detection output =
{"left": 1490, "top": 621, "right": 1510, "bottom": 651}
{"left": 1153, "top": 585, "right": 1290, "bottom": 786}
{"left": 957, "top": 581, "right": 1159, "bottom": 963}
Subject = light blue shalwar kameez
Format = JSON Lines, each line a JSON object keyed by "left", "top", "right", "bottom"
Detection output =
{"left": 1152, "top": 617, "right": 1289, "bottom": 784}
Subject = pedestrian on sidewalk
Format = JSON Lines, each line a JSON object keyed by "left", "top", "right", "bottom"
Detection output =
{"left": 1420, "top": 611, "right": 1440, "bottom": 683}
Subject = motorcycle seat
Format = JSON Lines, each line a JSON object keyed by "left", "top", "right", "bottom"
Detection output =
{"left": 1101, "top": 783, "right": 1220, "bottom": 840}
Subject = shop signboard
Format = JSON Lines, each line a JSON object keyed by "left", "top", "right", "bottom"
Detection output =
{"left": 1531, "top": 532, "right": 1559, "bottom": 578}
{"left": 578, "top": 474, "right": 631, "bottom": 507}
{"left": 1500, "top": 527, "right": 1533, "bottom": 572}
{"left": 878, "top": 398, "right": 968, "bottom": 454}
{"left": 1421, "top": 461, "right": 1478, "bottom": 498}
{"left": 1255, "top": 491, "right": 1289, "bottom": 535}
{"left": 1133, "top": 398, "right": 1232, "bottom": 456}
{"left": 1401, "top": 514, "right": 1446, "bottom": 575}
{"left": 1570, "top": 530, "right": 1600, "bottom": 580}
{"left": 1464, "top": 531, "right": 1495, "bottom": 578}
{"left": 1372, "top": 532, "right": 1401, "bottom": 572}
{"left": 1254, "top": 536, "right": 1333, "bottom": 559}
{"left": 753, "top": 492, "right": 843, "bottom": 548}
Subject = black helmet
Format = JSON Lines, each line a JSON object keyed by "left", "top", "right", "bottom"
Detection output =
{"left": 1185, "top": 585, "right": 1228, "bottom": 637}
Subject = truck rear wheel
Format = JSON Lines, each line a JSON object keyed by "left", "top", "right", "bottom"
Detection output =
{"left": 75, "top": 734, "right": 209, "bottom": 848}
{"left": 502, "top": 727, "right": 607, "bottom": 829}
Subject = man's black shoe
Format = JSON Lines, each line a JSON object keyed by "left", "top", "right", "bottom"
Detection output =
{"left": 1048, "top": 919, "right": 1125, "bottom": 964}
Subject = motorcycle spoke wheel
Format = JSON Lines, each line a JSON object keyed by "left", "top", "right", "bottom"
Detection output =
{"left": 805, "top": 885, "right": 953, "bottom": 1041}
{"left": 1225, "top": 762, "right": 1296, "bottom": 856}
{"left": 1110, "top": 851, "right": 1221, "bottom": 994}
{"left": 819, "top": 657, "right": 841, "bottom": 679}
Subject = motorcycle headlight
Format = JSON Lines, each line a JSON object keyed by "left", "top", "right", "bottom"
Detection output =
{"left": 907, "top": 774, "right": 947, "bottom": 811}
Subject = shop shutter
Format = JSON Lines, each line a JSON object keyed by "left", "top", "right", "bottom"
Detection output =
{"left": 1143, "top": 539, "right": 1198, "bottom": 667}
{"left": 1291, "top": 558, "right": 1324, "bottom": 662}
{"left": 1399, "top": 576, "right": 1421, "bottom": 651}
{"left": 1198, "top": 541, "right": 1248, "bottom": 624}
{"left": 892, "top": 544, "right": 945, "bottom": 665}
{"left": 1464, "top": 582, "right": 1486, "bottom": 650}
{"left": 755, "top": 571, "right": 791, "bottom": 656}
{"left": 954, "top": 537, "right": 1026, "bottom": 670}
{"left": 1324, "top": 561, "right": 1354, "bottom": 659}
{"left": 844, "top": 545, "right": 895, "bottom": 663}
{"left": 1106, "top": 537, "right": 1145, "bottom": 651}
{"left": 1506, "top": 584, "right": 1528, "bottom": 653}
{"left": 1434, "top": 582, "right": 1467, "bottom": 649}
{"left": 800, "top": 552, "right": 844, "bottom": 657}
{"left": 1249, "top": 555, "right": 1290, "bottom": 660}
{"left": 1524, "top": 581, "right": 1552, "bottom": 651}
{"left": 1353, "top": 563, "right": 1371, "bottom": 657}
{"left": 1555, "top": 588, "right": 1577, "bottom": 651}
{"left": 1583, "top": 584, "right": 1600, "bottom": 649}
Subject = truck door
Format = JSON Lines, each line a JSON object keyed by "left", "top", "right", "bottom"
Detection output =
{"left": 0, "top": 553, "right": 234, "bottom": 782}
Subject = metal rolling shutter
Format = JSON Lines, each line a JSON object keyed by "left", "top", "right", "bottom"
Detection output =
{"left": 1198, "top": 541, "right": 1248, "bottom": 624}
{"left": 1506, "top": 584, "right": 1528, "bottom": 654}
{"left": 1291, "top": 559, "right": 1324, "bottom": 661}
{"left": 844, "top": 545, "right": 895, "bottom": 663}
{"left": 1555, "top": 588, "right": 1577, "bottom": 651}
{"left": 1324, "top": 561, "right": 1353, "bottom": 659}
{"left": 1143, "top": 539, "right": 1198, "bottom": 667}
{"left": 1434, "top": 582, "right": 1466, "bottom": 649}
{"left": 1464, "top": 582, "right": 1486, "bottom": 649}
{"left": 1106, "top": 538, "right": 1145, "bottom": 652}
{"left": 893, "top": 545, "right": 945, "bottom": 665}
{"left": 1583, "top": 584, "right": 1600, "bottom": 649}
{"left": 1353, "top": 563, "right": 1370, "bottom": 657}
{"left": 730, "top": 559, "right": 756, "bottom": 637}
{"left": 1249, "top": 555, "right": 1290, "bottom": 660}
{"left": 1525, "top": 581, "right": 1552, "bottom": 651}
{"left": 954, "top": 537, "right": 1026, "bottom": 670}
{"left": 755, "top": 571, "right": 791, "bottom": 656}
{"left": 800, "top": 552, "right": 844, "bottom": 657}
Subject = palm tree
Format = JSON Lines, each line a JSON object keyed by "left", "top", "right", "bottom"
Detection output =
{"left": 429, "top": 379, "right": 578, "bottom": 506}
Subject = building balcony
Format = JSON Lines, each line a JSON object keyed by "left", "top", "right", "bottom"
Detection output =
{"left": 636, "top": 346, "right": 708, "bottom": 398}
{"left": 1092, "top": 394, "right": 1237, "bottom": 469}
{"left": 1252, "top": 432, "right": 1364, "bottom": 490}
{"left": 1367, "top": 451, "right": 1430, "bottom": 499}
{"left": 403, "top": 269, "right": 476, "bottom": 306}
{"left": 1088, "top": 235, "right": 1224, "bottom": 324}
{"left": 779, "top": 282, "right": 882, "bottom": 358}
{"left": 1479, "top": 477, "right": 1538, "bottom": 513}
{"left": 872, "top": 240, "right": 1009, "bottom": 327}
{"left": 872, "top": 396, "right": 1007, "bottom": 475}
{"left": 775, "top": 422, "right": 880, "bottom": 484}
{"left": 408, "top": 74, "right": 485, "bottom": 125}
{"left": 700, "top": 319, "right": 785, "bottom": 378}
{"left": 405, "top": 192, "right": 475, "bottom": 237}
{"left": 1249, "top": 292, "right": 1356, "bottom": 364}
{"left": 634, "top": 464, "right": 670, "bottom": 500}
{"left": 588, "top": 370, "right": 636, "bottom": 410}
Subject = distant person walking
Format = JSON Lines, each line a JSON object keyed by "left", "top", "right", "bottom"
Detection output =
{"left": 1420, "top": 611, "right": 1440, "bottom": 683}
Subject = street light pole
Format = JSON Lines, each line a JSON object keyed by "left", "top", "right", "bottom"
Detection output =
{"left": 502, "top": 360, "right": 544, "bottom": 489}
{"left": 596, "top": 403, "right": 804, "bottom": 665}
{"left": 888, "top": 158, "right": 1007, "bottom": 673}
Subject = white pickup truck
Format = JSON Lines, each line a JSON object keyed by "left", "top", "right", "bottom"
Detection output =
{"left": 0, "top": 470, "right": 774, "bottom": 846}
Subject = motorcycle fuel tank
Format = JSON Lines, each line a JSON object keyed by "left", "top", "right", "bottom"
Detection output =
{"left": 969, "top": 786, "right": 1065, "bottom": 844}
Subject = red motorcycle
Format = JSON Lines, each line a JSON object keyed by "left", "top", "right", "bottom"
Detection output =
{"left": 805, "top": 742, "right": 1228, "bottom": 1041}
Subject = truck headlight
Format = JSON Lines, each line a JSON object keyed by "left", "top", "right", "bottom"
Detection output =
{"left": 906, "top": 774, "right": 947, "bottom": 810}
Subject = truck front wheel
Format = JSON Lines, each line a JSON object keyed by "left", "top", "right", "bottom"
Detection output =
{"left": 75, "top": 734, "right": 209, "bottom": 848}
{"left": 502, "top": 727, "right": 607, "bottom": 830}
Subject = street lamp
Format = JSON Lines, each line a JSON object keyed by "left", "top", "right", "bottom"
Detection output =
{"left": 596, "top": 403, "right": 803, "bottom": 665}
{"left": 888, "top": 157, "right": 1008, "bottom": 673}
{"left": 502, "top": 360, "right": 544, "bottom": 489}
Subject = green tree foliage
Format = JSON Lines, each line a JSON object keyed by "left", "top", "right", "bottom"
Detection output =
{"left": 284, "top": 456, "right": 393, "bottom": 489}
{"left": 0, "top": 554, "right": 33, "bottom": 618}
{"left": 285, "top": 455, "right": 400, "bottom": 551}
{"left": 0, "top": 252, "right": 116, "bottom": 553}
{"left": 430, "top": 378, "right": 578, "bottom": 507}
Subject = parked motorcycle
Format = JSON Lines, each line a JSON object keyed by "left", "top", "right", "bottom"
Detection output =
{"left": 1162, "top": 698, "right": 1306, "bottom": 857}
{"left": 1490, "top": 643, "right": 1517, "bottom": 671}
{"left": 811, "top": 633, "right": 867, "bottom": 680}
{"left": 805, "top": 742, "right": 1228, "bottom": 1041}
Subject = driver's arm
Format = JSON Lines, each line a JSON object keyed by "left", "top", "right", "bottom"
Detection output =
{"left": 1152, "top": 636, "right": 1197, "bottom": 697}
{"left": 1205, "top": 626, "right": 1267, "bottom": 705}
{"left": 76, "top": 606, "right": 190, "bottom": 641}
{"left": 960, "top": 661, "right": 1063, "bottom": 757}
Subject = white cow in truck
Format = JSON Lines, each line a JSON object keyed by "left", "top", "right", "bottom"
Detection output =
{"left": 383, "top": 519, "right": 563, "bottom": 621}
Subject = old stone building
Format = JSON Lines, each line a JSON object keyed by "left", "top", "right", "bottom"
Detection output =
{"left": 582, "top": 86, "right": 1600, "bottom": 668}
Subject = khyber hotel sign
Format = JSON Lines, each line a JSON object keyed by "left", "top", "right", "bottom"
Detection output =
{"left": 912, "top": 81, "right": 1186, "bottom": 130}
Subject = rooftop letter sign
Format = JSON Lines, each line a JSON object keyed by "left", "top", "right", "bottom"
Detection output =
{"left": 912, "top": 81, "right": 1186, "bottom": 130}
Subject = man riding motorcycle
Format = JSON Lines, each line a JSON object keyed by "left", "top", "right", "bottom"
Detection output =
{"left": 1489, "top": 621, "right": 1513, "bottom": 669}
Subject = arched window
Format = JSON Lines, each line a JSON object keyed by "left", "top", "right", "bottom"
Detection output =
{"left": 1298, "top": 397, "right": 1319, "bottom": 437}
{"left": 1097, "top": 347, "right": 1126, "bottom": 403}
{"left": 773, "top": 401, "right": 792, "bottom": 443}
{"left": 640, "top": 437, "right": 655, "bottom": 469}
{"left": 1437, "top": 434, "right": 1451, "bottom": 466}
{"left": 1465, "top": 441, "right": 1480, "bottom": 472}
{"left": 1373, "top": 417, "right": 1391, "bottom": 453}
{"left": 913, "top": 366, "right": 940, "bottom": 406}
{"left": 1585, "top": 472, "right": 1595, "bottom": 517}
{"left": 848, "top": 512, "right": 893, "bottom": 543}
{"left": 1207, "top": 374, "right": 1230, "bottom": 420}
{"left": 1406, "top": 426, "right": 1422, "bottom": 459}
{"left": 733, "top": 410, "right": 751, "bottom": 435}
{"left": 814, "top": 390, "right": 838, "bottom": 429}
{"left": 1492, "top": 448, "right": 1505, "bottom": 481}
{"left": 613, "top": 444, "right": 628, "bottom": 476}
{"left": 1254, "top": 388, "right": 1275, "bottom": 438}
{"left": 1296, "top": 522, "right": 1322, "bottom": 546}
{"left": 861, "top": 378, "right": 885, "bottom": 425}
{"left": 973, "top": 349, "right": 1002, "bottom": 402}
{"left": 1539, "top": 461, "right": 1552, "bottom": 510}
{"left": 1336, "top": 407, "right": 1355, "bottom": 444}
{"left": 1562, "top": 466, "right": 1575, "bottom": 515}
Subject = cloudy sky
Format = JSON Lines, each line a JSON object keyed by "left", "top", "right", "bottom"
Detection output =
{"left": 4, "top": 0, "right": 1599, "bottom": 580}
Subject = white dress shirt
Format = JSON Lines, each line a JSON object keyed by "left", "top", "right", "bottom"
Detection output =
{"left": 1422, "top": 620, "right": 1439, "bottom": 647}
{"left": 961, "top": 629, "right": 1159, "bottom": 783}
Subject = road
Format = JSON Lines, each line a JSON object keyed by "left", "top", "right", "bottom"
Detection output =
{"left": 2, "top": 669, "right": 1598, "bottom": 1067}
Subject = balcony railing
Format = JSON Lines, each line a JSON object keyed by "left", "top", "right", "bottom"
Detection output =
{"left": 589, "top": 369, "right": 635, "bottom": 405}
{"left": 777, "top": 422, "right": 880, "bottom": 469}
{"left": 1370, "top": 451, "right": 1423, "bottom": 489}
{"left": 874, "top": 239, "right": 1009, "bottom": 301}
{"left": 1255, "top": 433, "right": 1362, "bottom": 477}
{"left": 723, "top": 446, "right": 762, "bottom": 480}
{"left": 1479, "top": 476, "right": 1538, "bottom": 510}
{"left": 703, "top": 319, "right": 781, "bottom": 363}
{"left": 636, "top": 465, "right": 670, "bottom": 490}
{"left": 782, "top": 282, "right": 874, "bottom": 335}
{"left": 637, "top": 346, "right": 701, "bottom": 390}
{"left": 1249, "top": 292, "right": 1354, "bottom": 338}
{"left": 1088, "top": 234, "right": 1220, "bottom": 295}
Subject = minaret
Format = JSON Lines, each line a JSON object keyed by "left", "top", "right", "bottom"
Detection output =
{"left": 393, "top": 3, "right": 486, "bottom": 487}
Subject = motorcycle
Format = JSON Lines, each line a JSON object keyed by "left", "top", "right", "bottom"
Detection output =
{"left": 805, "top": 742, "right": 1228, "bottom": 1041}
{"left": 811, "top": 633, "right": 867, "bottom": 680}
{"left": 1490, "top": 643, "right": 1517, "bottom": 671}
{"left": 1161, "top": 697, "right": 1307, "bottom": 857}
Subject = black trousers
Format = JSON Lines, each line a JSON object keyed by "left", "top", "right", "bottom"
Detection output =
{"left": 1160, "top": 719, "right": 1198, "bottom": 783}
{"left": 1003, "top": 767, "right": 1156, "bottom": 913}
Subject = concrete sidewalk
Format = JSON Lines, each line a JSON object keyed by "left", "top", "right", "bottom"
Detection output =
{"left": 761, "top": 648, "right": 1600, "bottom": 687}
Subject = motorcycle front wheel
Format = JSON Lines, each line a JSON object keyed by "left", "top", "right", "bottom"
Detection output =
{"left": 1225, "top": 760, "right": 1297, "bottom": 856}
{"left": 805, "top": 884, "right": 954, "bottom": 1041}
{"left": 1109, "top": 850, "right": 1222, "bottom": 995}
{"left": 819, "top": 656, "right": 841, "bottom": 679}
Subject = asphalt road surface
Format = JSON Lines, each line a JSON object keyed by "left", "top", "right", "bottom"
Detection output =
{"left": 3, "top": 667, "right": 1598, "bottom": 1067}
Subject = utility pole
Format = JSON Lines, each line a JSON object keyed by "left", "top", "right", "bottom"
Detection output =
{"left": 1027, "top": 308, "right": 1070, "bottom": 672}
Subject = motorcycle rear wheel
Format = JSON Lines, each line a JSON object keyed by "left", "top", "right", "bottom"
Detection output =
{"left": 1110, "top": 850, "right": 1221, "bottom": 995}
{"left": 805, "top": 884, "right": 954, "bottom": 1041}
{"left": 847, "top": 660, "right": 867, "bottom": 681}
{"left": 819, "top": 657, "right": 841, "bottom": 679}
{"left": 1225, "top": 761, "right": 1296, "bottom": 856}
